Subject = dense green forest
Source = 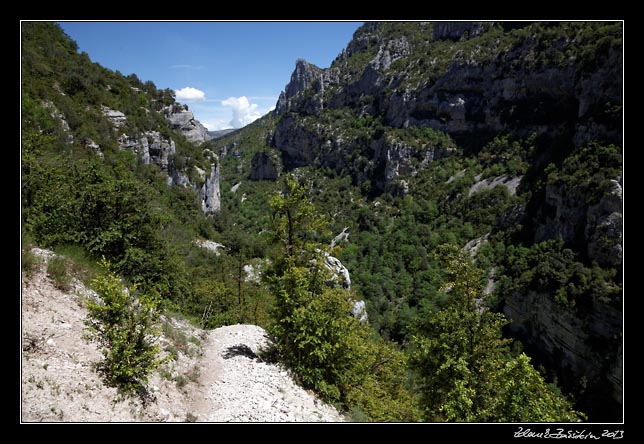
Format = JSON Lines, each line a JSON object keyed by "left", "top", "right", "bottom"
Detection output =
{"left": 21, "top": 21, "right": 622, "bottom": 422}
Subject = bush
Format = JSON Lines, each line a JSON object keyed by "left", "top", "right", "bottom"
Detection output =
{"left": 22, "top": 247, "right": 40, "bottom": 281}
{"left": 84, "top": 259, "right": 163, "bottom": 399}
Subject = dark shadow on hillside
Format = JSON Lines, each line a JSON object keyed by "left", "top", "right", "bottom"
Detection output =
{"left": 222, "top": 344, "right": 260, "bottom": 360}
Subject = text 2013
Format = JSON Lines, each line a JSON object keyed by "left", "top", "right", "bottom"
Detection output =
{"left": 514, "top": 427, "right": 624, "bottom": 439}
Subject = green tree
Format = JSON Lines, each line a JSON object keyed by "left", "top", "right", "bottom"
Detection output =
{"left": 409, "top": 244, "right": 585, "bottom": 422}
{"left": 265, "top": 177, "right": 421, "bottom": 421}
{"left": 84, "top": 259, "right": 163, "bottom": 399}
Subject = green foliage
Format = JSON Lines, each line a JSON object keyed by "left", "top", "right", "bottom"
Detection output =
{"left": 21, "top": 238, "right": 40, "bottom": 280}
{"left": 497, "top": 239, "right": 621, "bottom": 307}
{"left": 409, "top": 245, "right": 585, "bottom": 422}
{"left": 21, "top": 21, "right": 621, "bottom": 421}
{"left": 265, "top": 177, "right": 421, "bottom": 421}
{"left": 84, "top": 259, "right": 163, "bottom": 398}
{"left": 545, "top": 142, "right": 622, "bottom": 203}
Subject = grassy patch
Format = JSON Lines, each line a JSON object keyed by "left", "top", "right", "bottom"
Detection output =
{"left": 47, "top": 256, "right": 71, "bottom": 291}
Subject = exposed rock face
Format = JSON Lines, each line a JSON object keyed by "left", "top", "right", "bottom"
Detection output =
{"left": 194, "top": 239, "right": 226, "bottom": 256}
{"left": 585, "top": 179, "right": 623, "bottom": 268}
{"left": 200, "top": 163, "right": 221, "bottom": 214}
{"left": 504, "top": 291, "right": 622, "bottom": 421}
{"left": 468, "top": 174, "right": 522, "bottom": 197}
{"left": 350, "top": 300, "right": 368, "bottom": 323}
{"left": 331, "top": 227, "right": 350, "bottom": 249}
{"left": 370, "top": 37, "right": 410, "bottom": 71}
{"left": 432, "top": 21, "right": 491, "bottom": 41}
{"left": 535, "top": 177, "right": 623, "bottom": 268}
{"left": 276, "top": 59, "right": 324, "bottom": 114}
{"left": 323, "top": 254, "right": 351, "bottom": 290}
{"left": 250, "top": 151, "right": 280, "bottom": 181}
{"left": 319, "top": 251, "right": 367, "bottom": 323}
{"left": 83, "top": 139, "right": 102, "bottom": 157}
{"left": 381, "top": 138, "right": 454, "bottom": 187}
{"left": 116, "top": 131, "right": 176, "bottom": 172}
{"left": 165, "top": 105, "right": 212, "bottom": 144}
{"left": 101, "top": 105, "right": 127, "bottom": 128}
{"left": 273, "top": 23, "right": 621, "bottom": 192}
{"left": 42, "top": 100, "right": 73, "bottom": 144}
{"left": 100, "top": 104, "right": 219, "bottom": 215}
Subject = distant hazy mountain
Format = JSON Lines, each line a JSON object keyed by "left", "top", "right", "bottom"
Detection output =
{"left": 208, "top": 128, "right": 236, "bottom": 139}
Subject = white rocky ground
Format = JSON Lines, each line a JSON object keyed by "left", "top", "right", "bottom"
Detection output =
{"left": 21, "top": 248, "right": 345, "bottom": 423}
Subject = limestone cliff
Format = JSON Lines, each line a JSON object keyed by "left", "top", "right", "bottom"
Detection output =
{"left": 165, "top": 104, "right": 213, "bottom": 144}
{"left": 272, "top": 22, "right": 621, "bottom": 193}
{"left": 504, "top": 290, "right": 622, "bottom": 420}
{"left": 100, "top": 105, "right": 220, "bottom": 215}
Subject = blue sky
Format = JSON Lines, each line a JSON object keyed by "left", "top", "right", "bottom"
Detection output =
{"left": 58, "top": 21, "right": 363, "bottom": 130}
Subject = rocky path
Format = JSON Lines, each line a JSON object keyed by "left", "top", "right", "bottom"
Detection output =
{"left": 193, "top": 325, "right": 343, "bottom": 422}
{"left": 21, "top": 248, "right": 345, "bottom": 423}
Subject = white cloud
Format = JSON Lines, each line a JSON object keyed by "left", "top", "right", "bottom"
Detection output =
{"left": 221, "top": 96, "right": 263, "bottom": 128}
{"left": 175, "top": 87, "right": 206, "bottom": 102}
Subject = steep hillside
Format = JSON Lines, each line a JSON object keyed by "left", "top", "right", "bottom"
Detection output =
{"left": 21, "top": 248, "right": 344, "bottom": 422}
{"left": 21, "top": 22, "right": 234, "bottom": 320}
{"left": 207, "top": 21, "right": 623, "bottom": 421}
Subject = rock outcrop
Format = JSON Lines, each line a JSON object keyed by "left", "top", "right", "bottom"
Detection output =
{"left": 535, "top": 177, "right": 623, "bottom": 268}
{"left": 101, "top": 105, "right": 127, "bottom": 128}
{"left": 276, "top": 59, "right": 325, "bottom": 115}
{"left": 42, "top": 100, "right": 73, "bottom": 144}
{"left": 100, "top": 104, "right": 220, "bottom": 215}
{"left": 250, "top": 151, "right": 280, "bottom": 181}
{"left": 324, "top": 254, "right": 351, "bottom": 290}
{"left": 165, "top": 105, "right": 212, "bottom": 144}
{"left": 200, "top": 162, "right": 221, "bottom": 214}
{"left": 468, "top": 174, "right": 522, "bottom": 197}
{"left": 271, "top": 22, "right": 621, "bottom": 192}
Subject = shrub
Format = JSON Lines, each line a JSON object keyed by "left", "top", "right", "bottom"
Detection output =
{"left": 22, "top": 247, "right": 40, "bottom": 281}
{"left": 84, "top": 259, "right": 163, "bottom": 399}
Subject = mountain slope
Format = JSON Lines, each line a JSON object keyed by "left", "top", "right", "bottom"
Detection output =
{"left": 21, "top": 248, "right": 344, "bottom": 422}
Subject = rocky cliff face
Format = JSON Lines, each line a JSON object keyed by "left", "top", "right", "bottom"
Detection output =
{"left": 200, "top": 162, "right": 221, "bottom": 214}
{"left": 504, "top": 290, "right": 622, "bottom": 420}
{"left": 535, "top": 177, "right": 623, "bottom": 268}
{"left": 101, "top": 105, "right": 220, "bottom": 215}
{"left": 250, "top": 151, "right": 280, "bottom": 181}
{"left": 165, "top": 105, "right": 212, "bottom": 144}
{"left": 271, "top": 22, "right": 621, "bottom": 193}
